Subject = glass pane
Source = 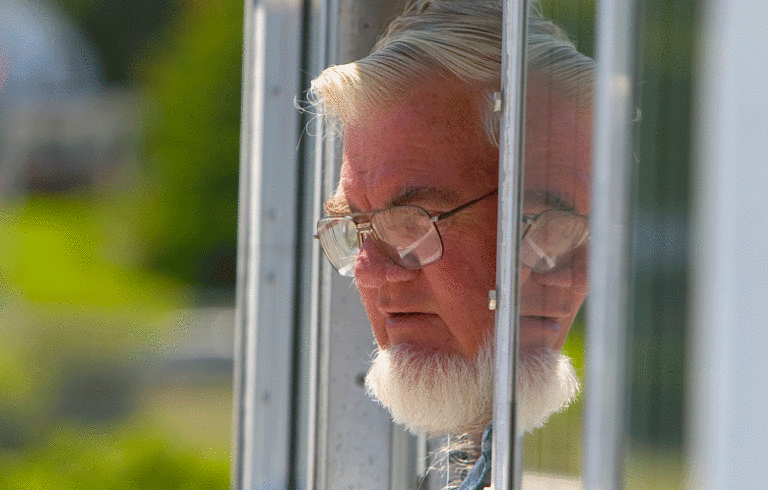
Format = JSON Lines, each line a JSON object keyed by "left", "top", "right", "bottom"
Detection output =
{"left": 624, "top": 0, "right": 693, "bottom": 486}
{"left": 528, "top": 0, "right": 693, "bottom": 487}
{"left": 520, "top": 0, "right": 594, "bottom": 486}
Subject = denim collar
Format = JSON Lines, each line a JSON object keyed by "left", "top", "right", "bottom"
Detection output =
{"left": 457, "top": 424, "right": 492, "bottom": 490}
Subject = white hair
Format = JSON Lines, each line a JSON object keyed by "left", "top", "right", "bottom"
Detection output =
{"left": 309, "top": 0, "right": 594, "bottom": 147}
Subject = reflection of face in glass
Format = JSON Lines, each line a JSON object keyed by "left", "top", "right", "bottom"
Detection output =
{"left": 519, "top": 73, "right": 592, "bottom": 353}
{"left": 331, "top": 76, "right": 591, "bottom": 436}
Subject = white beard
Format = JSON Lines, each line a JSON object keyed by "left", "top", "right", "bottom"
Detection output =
{"left": 364, "top": 340, "right": 580, "bottom": 436}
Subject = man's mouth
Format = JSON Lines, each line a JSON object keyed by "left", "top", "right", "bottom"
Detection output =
{"left": 382, "top": 312, "right": 446, "bottom": 350}
{"left": 386, "top": 312, "right": 435, "bottom": 322}
{"left": 519, "top": 315, "right": 561, "bottom": 331}
{"left": 383, "top": 311, "right": 443, "bottom": 331}
{"left": 388, "top": 312, "right": 415, "bottom": 318}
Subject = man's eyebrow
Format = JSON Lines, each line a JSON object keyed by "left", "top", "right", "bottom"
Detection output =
{"left": 323, "top": 186, "right": 462, "bottom": 215}
{"left": 323, "top": 192, "right": 351, "bottom": 215}
{"left": 523, "top": 190, "right": 575, "bottom": 211}
{"left": 385, "top": 186, "right": 460, "bottom": 209}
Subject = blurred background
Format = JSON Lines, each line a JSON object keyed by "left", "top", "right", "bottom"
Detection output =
{"left": 1, "top": 0, "right": 241, "bottom": 487}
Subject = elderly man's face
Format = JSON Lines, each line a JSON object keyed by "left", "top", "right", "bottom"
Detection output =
{"left": 340, "top": 77, "right": 590, "bottom": 361}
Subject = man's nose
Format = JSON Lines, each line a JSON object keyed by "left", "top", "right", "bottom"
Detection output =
{"left": 353, "top": 234, "right": 418, "bottom": 287}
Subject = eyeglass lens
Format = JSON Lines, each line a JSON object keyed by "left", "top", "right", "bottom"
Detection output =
{"left": 316, "top": 217, "right": 359, "bottom": 276}
{"left": 371, "top": 206, "right": 442, "bottom": 269}
{"left": 520, "top": 210, "right": 588, "bottom": 272}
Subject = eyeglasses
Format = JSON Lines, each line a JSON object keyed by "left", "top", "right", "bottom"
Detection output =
{"left": 315, "top": 188, "right": 588, "bottom": 277}
{"left": 519, "top": 209, "right": 589, "bottom": 273}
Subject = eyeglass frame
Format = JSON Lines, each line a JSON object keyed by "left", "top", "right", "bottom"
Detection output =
{"left": 315, "top": 187, "right": 589, "bottom": 275}
{"left": 314, "top": 189, "right": 497, "bottom": 274}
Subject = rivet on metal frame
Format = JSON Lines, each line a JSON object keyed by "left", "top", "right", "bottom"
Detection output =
{"left": 488, "top": 289, "right": 498, "bottom": 311}
{"left": 493, "top": 92, "right": 503, "bottom": 113}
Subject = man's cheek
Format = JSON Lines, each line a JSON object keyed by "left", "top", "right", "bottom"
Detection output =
{"left": 356, "top": 285, "right": 378, "bottom": 317}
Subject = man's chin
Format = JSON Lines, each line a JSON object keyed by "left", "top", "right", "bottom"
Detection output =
{"left": 364, "top": 342, "right": 579, "bottom": 437}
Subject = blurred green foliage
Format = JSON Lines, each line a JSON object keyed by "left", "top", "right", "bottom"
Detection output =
{"left": 51, "top": 0, "right": 244, "bottom": 290}
{"left": 0, "top": 195, "right": 230, "bottom": 486}
{"left": 0, "top": 426, "right": 229, "bottom": 489}
{"left": 0, "top": 196, "right": 184, "bottom": 308}
{"left": 53, "top": 0, "right": 182, "bottom": 84}
{"left": 130, "top": 0, "right": 243, "bottom": 290}
{"left": 2, "top": 0, "right": 243, "bottom": 486}
{"left": 524, "top": 315, "right": 585, "bottom": 477}
{"left": 540, "top": 0, "right": 596, "bottom": 58}
{"left": 628, "top": 0, "right": 695, "bottom": 454}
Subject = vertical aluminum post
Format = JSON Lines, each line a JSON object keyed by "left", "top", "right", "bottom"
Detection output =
{"left": 687, "top": 0, "right": 768, "bottom": 487}
{"left": 583, "top": 0, "right": 638, "bottom": 487}
{"left": 231, "top": 0, "right": 303, "bottom": 488}
{"left": 493, "top": 1, "right": 528, "bottom": 489}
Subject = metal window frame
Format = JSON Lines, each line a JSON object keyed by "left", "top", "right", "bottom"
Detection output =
{"left": 688, "top": 0, "right": 768, "bottom": 487}
{"left": 231, "top": 0, "right": 304, "bottom": 488}
{"left": 492, "top": 0, "right": 529, "bottom": 488}
{"left": 233, "top": 0, "right": 427, "bottom": 488}
{"left": 306, "top": 1, "right": 424, "bottom": 490}
{"left": 582, "top": 0, "right": 639, "bottom": 487}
